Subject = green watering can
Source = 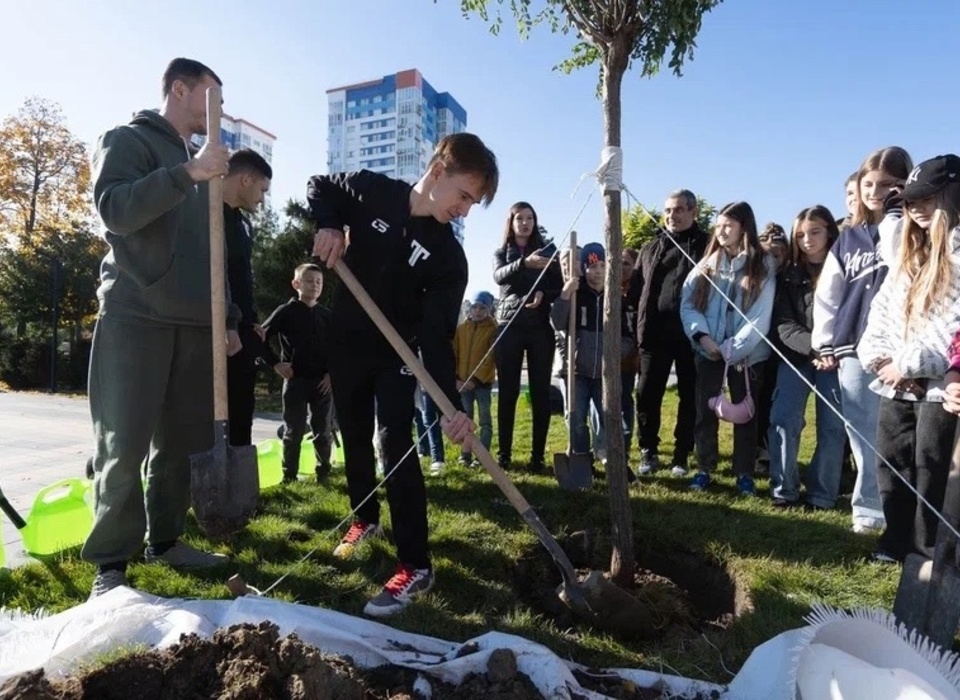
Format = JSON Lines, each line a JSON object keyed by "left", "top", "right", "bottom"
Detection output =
{"left": 258, "top": 432, "right": 344, "bottom": 487}
{"left": 20, "top": 478, "right": 94, "bottom": 557}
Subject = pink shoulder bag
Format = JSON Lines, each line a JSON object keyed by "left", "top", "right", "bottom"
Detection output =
{"left": 707, "top": 358, "right": 755, "bottom": 424}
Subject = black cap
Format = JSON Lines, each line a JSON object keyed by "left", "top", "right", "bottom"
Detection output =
{"left": 901, "top": 154, "right": 960, "bottom": 202}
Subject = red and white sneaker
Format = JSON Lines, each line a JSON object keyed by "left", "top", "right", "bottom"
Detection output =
{"left": 333, "top": 520, "right": 383, "bottom": 560}
{"left": 363, "top": 564, "right": 435, "bottom": 617}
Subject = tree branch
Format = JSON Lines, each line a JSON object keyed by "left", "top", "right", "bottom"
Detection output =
{"left": 560, "top": 0, "right": 608, "bottom": 44}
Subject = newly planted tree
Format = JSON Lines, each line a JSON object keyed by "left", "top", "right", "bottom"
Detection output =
{"left": 454, "top": 0, "right": 722, "bottom": 583}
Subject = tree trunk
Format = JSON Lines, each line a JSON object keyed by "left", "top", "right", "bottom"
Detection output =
{"left": 601, "top": 39, "right": 635, "bottom": 585}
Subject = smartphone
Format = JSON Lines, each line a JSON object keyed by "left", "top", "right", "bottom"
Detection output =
{"left": 538, "top": 242, "right": 558, "bottom": 259}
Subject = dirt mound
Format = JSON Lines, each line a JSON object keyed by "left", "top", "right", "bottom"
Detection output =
{"left": 0, "top": 622, "right": 547, "bottom": 700}
{"left": 516, "top": 535, "right": 747, "bottom": 642}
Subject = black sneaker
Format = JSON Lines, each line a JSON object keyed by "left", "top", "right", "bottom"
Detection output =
{"left": 457, "top": 454, "right": 472, "bottom": 467}
{"left": 315, "top": 464, "right": 331, "bottom": 483}
{"left": 497, "top": 455, "right": 511, "bottom": 470}
{"left": 637, "top": 449, "right": 659, "bottom": 475}
{"left": 527, "top": 457, "right": 547, "bottom": 473}
{"left": 281, "top": 474, "right": 298, "bottom": 484}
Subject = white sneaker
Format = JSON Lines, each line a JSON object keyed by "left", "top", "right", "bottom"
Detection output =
{"left": 670, "top": 465, "right": 689, "bottom": 477}
{"left": 852, "top": 522, "right": 883, "bottom": 534}
{"left": 430, "top": 461, "right": 444, "bottom": 476}
{"left": 144, "top": 541, "right": 228, "bottom": 569}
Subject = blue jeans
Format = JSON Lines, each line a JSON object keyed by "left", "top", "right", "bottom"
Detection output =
{"left": 460, "top": 383, "right": 492, "bottom": 455}
{"left": 589, "top": 372, "right": 635, "bottom": 461}
{"left": 571, "top": 375, "right": 604, "bottom": 455}
{"left": 768, "top": 362, "right": 845, "bottom": 507}
{"left": 839, "top": 357, "right": 885, "bottom": 528}
{"left": 420, "top": 391, "right": 444, "bottom": 463}
{"left": 412, "top": 388, "right": 429, "bottom": 457}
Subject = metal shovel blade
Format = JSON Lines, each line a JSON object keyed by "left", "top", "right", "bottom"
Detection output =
{"left": 893, "top": 551, "right": 960, "bottom": 649}
{"left": 554, "top": 452, "right": 593, "bottom": 491}
{"left": 190, "top": 423, "right": 259, "bottom": 539}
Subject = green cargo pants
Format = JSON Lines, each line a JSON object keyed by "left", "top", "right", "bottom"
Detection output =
{"left": 81, "top": 315, "right": 213, "bottom": 566}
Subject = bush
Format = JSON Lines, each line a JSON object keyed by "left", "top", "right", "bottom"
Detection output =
{"left": 0, "top": 332, "right": 91, "bottom": 391}
{"left": 0, "top": 332, "right": 51, "bottom": 389}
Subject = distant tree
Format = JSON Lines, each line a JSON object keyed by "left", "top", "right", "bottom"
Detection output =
{"left": 623, "top": 196, "right": 717, "bottom": 250}
{"left": 251, "top": 200, "right": 338, "bottom": 319}
{"left": 0, "top": 97, "right": 91, "bottom": 240}
{"left": 0, "top": 224, "right": 106, "bottom": 341}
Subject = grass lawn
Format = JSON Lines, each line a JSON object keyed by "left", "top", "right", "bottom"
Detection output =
{"left": 0, "top": 386, "right": 900, "bottom": 683}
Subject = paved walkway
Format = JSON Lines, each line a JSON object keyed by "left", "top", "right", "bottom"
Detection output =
{"left": 0, "top": 391, "right": 282, "bottom": 569}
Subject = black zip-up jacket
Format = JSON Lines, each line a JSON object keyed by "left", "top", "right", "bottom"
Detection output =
{"left": 260, "top": 297, "right": 331, "bottom": 380}
{"left": 774, "top": 260, "right": 823, "bottom": 368}
{"left": 627, "top": 225, "right": 708, "bottom": 349}
{"left": 493, "top": 242, "right": 563, "bottom": 328}
{"left": 225, "top": 204, "right": 257, "bottom": 328}
{"left": 549, "top": 282, "right": 634, "bottom": 379}
{"left": 306, "top": 169, "right": 466, "bottom": 408}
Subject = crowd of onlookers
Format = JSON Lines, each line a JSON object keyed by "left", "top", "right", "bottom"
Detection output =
{"left": 461, "top": 146, "right": 960, "bottom": 569}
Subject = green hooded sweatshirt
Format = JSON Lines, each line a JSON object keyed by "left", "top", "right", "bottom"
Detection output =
{"left": 91, "top": 109, "right": 235, "bottom": 327}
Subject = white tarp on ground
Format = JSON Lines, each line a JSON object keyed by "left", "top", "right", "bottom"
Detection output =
{"left": 0, "top": 587, "right": 725, "bottom": 699}
{"left": 2, "top": 589, "right": 959, "bottom": 699}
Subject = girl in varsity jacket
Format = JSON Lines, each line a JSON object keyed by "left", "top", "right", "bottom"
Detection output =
{"left": 859, "top": 154, "right": 960, "bottom": 563}
{"left": 812, "top": 146, "right": 913, "bottom": 534}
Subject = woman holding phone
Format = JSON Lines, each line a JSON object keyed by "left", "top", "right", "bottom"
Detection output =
{"left": 493, "top": 202, "right": 563, "bottom": 472}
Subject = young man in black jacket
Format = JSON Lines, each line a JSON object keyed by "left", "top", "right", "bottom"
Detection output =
{"left": 223, "top": 149, "right": 272, "bottom": 447}
{"left": 260, "top": 263, "right": 334, "bottom": 483}
{"left": 308, "top": 133, "right": 499, "bottom": 617}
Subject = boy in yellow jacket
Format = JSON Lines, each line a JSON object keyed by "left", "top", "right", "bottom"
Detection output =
{"left": 454, "top": 291, "right": 497, "bottom": 466}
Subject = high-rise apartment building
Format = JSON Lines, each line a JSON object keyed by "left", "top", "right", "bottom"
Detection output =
{"left": 326, "top": 69, "right": 468, "bottom": 241}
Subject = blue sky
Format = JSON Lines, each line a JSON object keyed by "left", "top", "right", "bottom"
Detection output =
{"left": 2, "top": 0, "right": 958, "bottom": 298}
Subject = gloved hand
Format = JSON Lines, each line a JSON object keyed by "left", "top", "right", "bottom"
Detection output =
{"left": 883, "top": 187, "right": 904, "bottom": 217}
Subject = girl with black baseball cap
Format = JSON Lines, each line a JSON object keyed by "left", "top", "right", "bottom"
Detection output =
{"left": 860, "top": 153, "right": 960, "bottom": 563}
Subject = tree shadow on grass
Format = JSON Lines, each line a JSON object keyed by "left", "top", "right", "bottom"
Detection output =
{"left": 425, "top": 471, "right": 876, "bottom": 569}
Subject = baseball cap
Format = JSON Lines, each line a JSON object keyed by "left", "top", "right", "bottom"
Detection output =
{"left": 901, "top": 154, "right": 960, "bottom": 202}
{"left": 580, "top": 242, "right": 606, "bottom": 272}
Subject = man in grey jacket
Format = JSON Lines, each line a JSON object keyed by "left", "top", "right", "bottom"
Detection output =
{"left": 84, "top": 58, "right": 237, "bottom": 598}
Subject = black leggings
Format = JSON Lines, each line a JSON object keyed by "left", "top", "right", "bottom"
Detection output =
{"left": 495, "top": 323, "right": 555, "bottom": 462}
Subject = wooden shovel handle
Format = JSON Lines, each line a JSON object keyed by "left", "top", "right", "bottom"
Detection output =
{"left": 566, "top": 231, "right": 577, "bottom": 452}
{"left": 206, "top": 86, "right": 228, "bottom": 421}
{"left": 333, "top": 259, "right": 579, "bottom": 582}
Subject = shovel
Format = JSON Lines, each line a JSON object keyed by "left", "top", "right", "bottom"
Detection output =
{"left": 189, "top": 84, "right": 259, "bottom": 539}
{"left": 892, "top": 419, "right": 960, "bottom": 648}
{"left": 332, "top": 259, "right": 600, "bottom": 619}
{"left": 554, "top": 231, "right": 593, "bottom": 491}
{"left": 0, "top": 482, "right": 27, "bottom": 532}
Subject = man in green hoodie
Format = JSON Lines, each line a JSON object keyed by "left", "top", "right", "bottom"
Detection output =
{"left": 84, "top": 57, "right": 237, "bottom": 598}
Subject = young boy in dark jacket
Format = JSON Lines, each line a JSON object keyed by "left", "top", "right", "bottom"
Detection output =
{"left": 260, "top": 263, "right": 334, "bottom": 483}
{"left": 551, "top": 243, "right": 634, "bottom": 465}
